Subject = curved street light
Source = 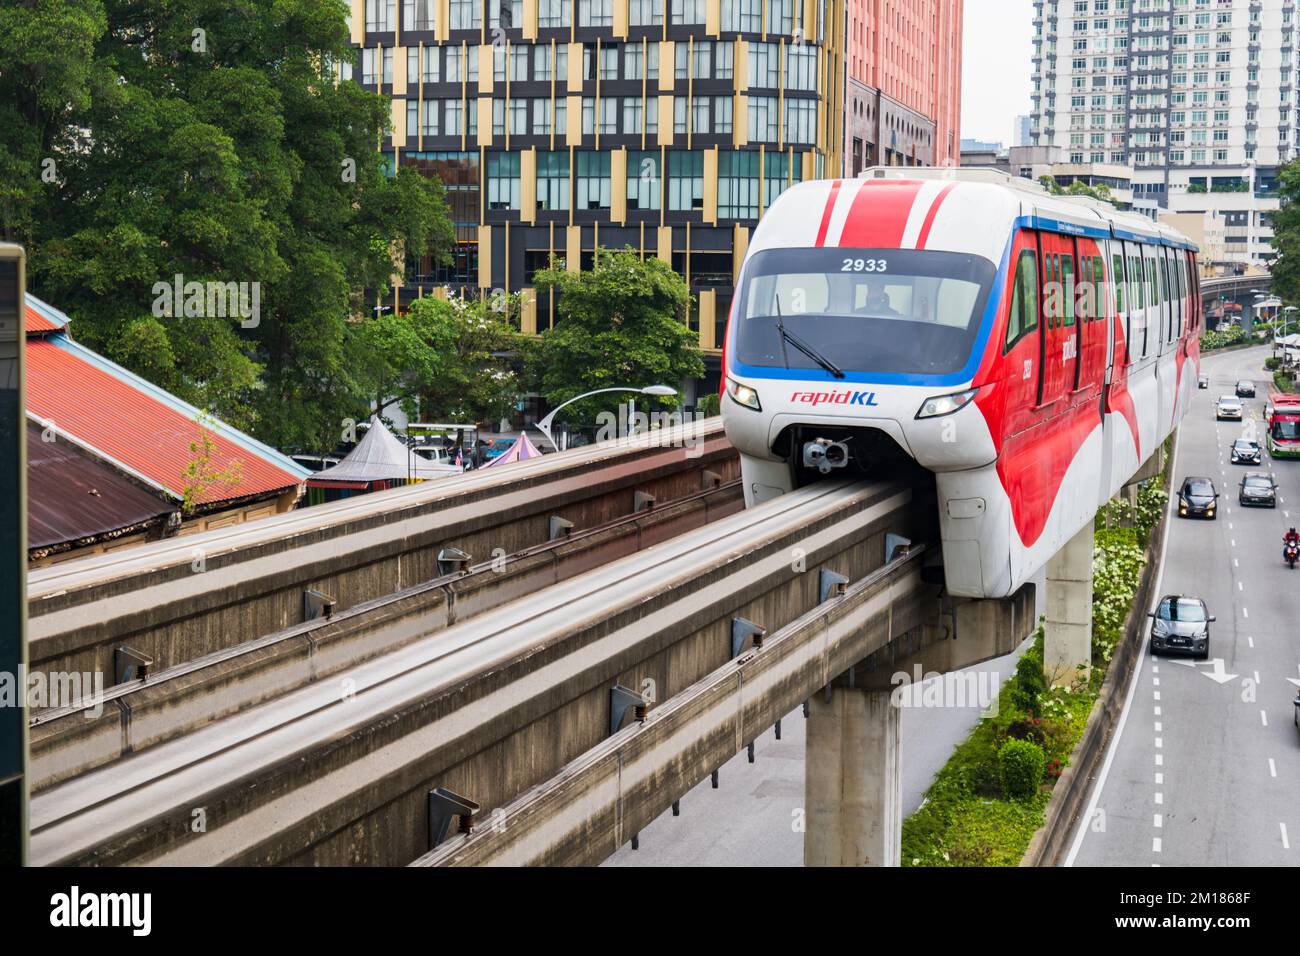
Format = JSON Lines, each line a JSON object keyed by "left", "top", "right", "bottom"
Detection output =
{"left": 534, "top": 385, "right": 678, "bottom": 451}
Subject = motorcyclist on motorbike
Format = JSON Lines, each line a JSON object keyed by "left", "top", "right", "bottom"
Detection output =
{"left": 1285, "top": 528, "right": 1300, "bottom": 567}
{"left": 1285, "top": 527, "right": 1299, "bottom": 548}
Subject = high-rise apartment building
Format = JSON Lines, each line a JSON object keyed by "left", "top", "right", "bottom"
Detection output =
{"left": 348, "top": 0, "right": 846, "bottom": 367}
{"left": 1030, "top": 0, "right": 1291, "bottom": 266}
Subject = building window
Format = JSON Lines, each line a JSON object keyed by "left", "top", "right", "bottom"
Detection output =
{"left": 403, "top": 0, "right": 436, "bottom": 29}
{"left": 583, "top": 96, "right": 596, "bottom": 134}
{"left": 366, "top": 0, "right": 396, "bottom": 31}
{"left": 599, "top": 97, "right": 619, "bottom": 133}
{"left": 534, "top": 98, "right": 554, "bottom": 134}
{"left": 722, "top": 0, "right": 761, "bottom": 32}
{"left": 407, "top": 99, "right": 418, "bottom": 137}
{"left": 539, "top": 0, "right": 571, "bottom": 28}
{"left": 579, "top": 0, "right": 614, "bottom": 26}
{"left": 362, "top": 47, "right": 393, "bottom": 85}
{"left": 489, "top": 0, "right": 523, "bottom": 28}
{"left": 576, "top": 152, "right": 611, "bottom": 209}
{"left": 784, "top": 97, "right": 816, "bottom": 144}
{"left": 623, "top": 96, "right": 644, "bottom": 133}
{"left": 672, "top": 0, "right": 706, "bottom": 24}
{"left": 445, "top": 98, "right": 465, "bottom": 134}
{"left": 509, "top": 45, "right": 529, "bottom": 81}
{"left": 509, "top": 97, "right": 528, "bottom": 135}
{"left": 422, "top": 100, "right": 441, "bottom": 135}
{"left": 536, "top": 150, "right": 570, "bottom": 211}
{"left": 718, "top": 151, "right": 759, "bottom": 219}
{"left": 668, "top": 151, "right": 704, "bottom": 210}
{"left": 765, "top": 0, "right": 793, "bottom": 34}
{"left": 450, "top": 0, "right": 482, "bottom": 30}
{"left": 488, "top": 152, "right": 521, "bottom": 209}
{"left": 785, "top": 44, "right": 816, "bottom": 91}
{"left": 748, "top": 42, "right": 779, "bottom": 87}
{"left": 748, "top": 96, "right": 778, "bottom": 141}
{"left": 630, "top": 0, "right": 663, "bottom": 26}
{"left": 628, "top": 151, "right": 661, "bottom": 210}
{"left": 493, "top": 98, "right": 506, "bottom": 135}
{"left": 764, "top": 150, "right": 797, "bottom": 208}
{"left": 534, "top": 44, "right": 554, "bottom": 81}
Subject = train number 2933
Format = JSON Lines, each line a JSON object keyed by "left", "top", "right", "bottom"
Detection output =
{"left": 841, "top": 258, "right": 888, "bottom": 272}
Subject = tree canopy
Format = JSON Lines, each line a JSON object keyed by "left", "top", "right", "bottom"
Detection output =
{"left": 530, "top": 248, "right": 704, "bottom": 425}
{"left": 1, "top": 0, "right": 454, "bottom": 448}
{"left": 1268, "top": 161, "right": 1300, "bottom": 306}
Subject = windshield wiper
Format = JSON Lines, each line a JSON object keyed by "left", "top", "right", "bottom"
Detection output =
{"left": 775, "top": 296, "right": 845, "bottom": 379}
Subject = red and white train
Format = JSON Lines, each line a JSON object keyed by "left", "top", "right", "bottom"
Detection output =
{"left": 721, "top": 167, "right": 1201, "bottom": 599}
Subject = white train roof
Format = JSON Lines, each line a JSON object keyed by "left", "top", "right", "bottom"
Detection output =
{"left": 749, "top": 167, "right": 1197, "bottom": 266}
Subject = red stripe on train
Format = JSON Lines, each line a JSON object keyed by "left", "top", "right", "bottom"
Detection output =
{"left": 837, "top": 180, "right": 924, "bottom": 249}
{"left": 915, "top": 183, "right": 956, "bottom": 249}
{"left": 814, "top": 181, "right": 842, "bottom": 247}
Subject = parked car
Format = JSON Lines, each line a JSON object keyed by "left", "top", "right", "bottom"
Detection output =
{"left": 1148, "top": 595, "right": 1214, "bottom": 660}
{"left": 1198, "top": 374, "right": 1210, "bottom": 389}
{"left": 1177, "top": 476, "right": 1219, "bottom": 519}
{"left": 1230, "top": 438, "right": 1263, "bottom": 464}
{"left": 1215, "top": 395, "right": 1243, "bottom": 421}
{"left": 1238, "top": 472, "right": 1278, "bottom": 507}
{"left": 1237, "top": 380, "right": 1257, "bottom": 398}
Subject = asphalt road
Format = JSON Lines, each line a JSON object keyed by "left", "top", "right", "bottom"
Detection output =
{"left": 1068, "top": 345, "right": 1300, "bottom": 866}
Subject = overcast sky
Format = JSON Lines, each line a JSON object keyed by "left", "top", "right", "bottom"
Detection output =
{"left": 960, "top": 0, "right": 1035, "bottom": 145}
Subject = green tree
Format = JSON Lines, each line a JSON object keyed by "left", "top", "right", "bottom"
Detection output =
{"left": 1269, "top": 161, "right": 1300, "bottom": 306}
{"left": 530, "top": 248, "right": 704, "bottom": 424}
{"left": 1, "top": 0, "right": 454, "bottom": 447}
{"left": 1038, "top": 175, "right": 1115, "bottom": 206}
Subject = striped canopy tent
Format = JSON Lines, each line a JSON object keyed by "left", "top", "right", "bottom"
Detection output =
{"left": 482, "top": 432, "right": 543, "bottom": 468}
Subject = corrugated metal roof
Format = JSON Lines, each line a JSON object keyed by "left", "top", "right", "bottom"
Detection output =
{"left": 25, "top": 304, "right": 58, "bottom": 334}
{"left": 26, "top": 338, "right": 306, "bottom": 506}
{"left": 27, "top": 423, "right": 177, "bottom": 552}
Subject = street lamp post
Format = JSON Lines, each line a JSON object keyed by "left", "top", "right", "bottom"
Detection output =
{"left": 533, "top": 385, "right": 678, "bottom": 451}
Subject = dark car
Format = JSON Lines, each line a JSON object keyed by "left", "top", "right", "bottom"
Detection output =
{"left": 1237, "top": 380, "right": 1257, "bottom": 398}
{"left": 1230, "top": 438, "right": 1263, "bottom": 464}
{"left": 1238, "top": 473, "right": 1278, "bottom": 507}
{"left": 1148, "top": 595, "right": 1214, "bottom": 659}
{"left": 1177, "top": 477, "right": 1219, "bottom": 519}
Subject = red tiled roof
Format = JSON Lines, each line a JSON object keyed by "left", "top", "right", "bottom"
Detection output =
{"left": 26, "top": 340, "right": 301, "bottom": 506}
{"left": 25, "top": 304, "right": 58, "bottom": 334}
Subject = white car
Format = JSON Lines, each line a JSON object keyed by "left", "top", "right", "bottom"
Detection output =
{"left": 1215, "top": 395, "right": 1243, "bottom": 421}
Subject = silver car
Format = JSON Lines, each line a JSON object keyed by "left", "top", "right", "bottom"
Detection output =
{"left": 1216, "top": 395, "right": 1243, "bottom": 421}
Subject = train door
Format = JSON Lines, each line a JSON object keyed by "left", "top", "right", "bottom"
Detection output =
{"left": 1037, "top": 231, "right": 1077, "bottom": 408}
{"left": 1003, "top": 231, "right": 1041, "bottom": 436}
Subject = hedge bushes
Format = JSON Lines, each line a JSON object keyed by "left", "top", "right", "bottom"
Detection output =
{"left": 1200, "top": 325, "right": 1244, "bottom": 351}
{"left": 998, "top": 738, "right": 1047, "bottom": 801}
{"left": 901, "top": 467, "right": 1168, "bottom": 866}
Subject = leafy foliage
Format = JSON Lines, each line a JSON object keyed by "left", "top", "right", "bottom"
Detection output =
{"left": 1271, "top": 161, "right": 1300, "bottom": 306}
{"left": 1200, "top": 324, "right": 1245, "bottom": 351}
{"left": 531, "top": 248, "right": 704, "bottom": 423}
{"left": 1037, "top": 175, "right": 1116, "bottom": 206}
{"left": 997, "top": 738, "right": 1046, "bottom": 801}
{"left": 2, "top": 0, "right": 455, "bottom": 448}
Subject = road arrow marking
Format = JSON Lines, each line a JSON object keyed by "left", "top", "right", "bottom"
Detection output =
{"left": 1199, "top": 658, "right": 1238, "bottom": 684}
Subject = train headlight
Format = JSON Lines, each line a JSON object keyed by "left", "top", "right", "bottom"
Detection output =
{"left": 727, "top": 377, "right": 762, "bottom": 412}
{"left": 915, "top": 387, "right": 978, "bottom": 420}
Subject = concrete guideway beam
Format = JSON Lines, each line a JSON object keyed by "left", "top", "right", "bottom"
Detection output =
{"left": 412, "top": 558, "right": 1036, "bottom": 868}
{"left": 30, "top": 480, "right": 919, "bottom": 866}
{"left": 1045, "top": 519, "right": 1094, "bottom": 686}
{"left": 26, "top": 420, "right": 735, "bottom": 679}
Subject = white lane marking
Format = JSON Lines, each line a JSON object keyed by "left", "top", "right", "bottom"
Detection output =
{"left": 1234, "top": 557, "right": 1239, "bottom": 568}
{"left": 1231, "top": 539, "right": 1237, "bottom": 547}
{"left": 1239, "top": 581, "right": 1244, "bottom": 591}
{"left": 1154, "top": 721, "right": 1163, "bottom": 732}
{"left": 1249, "top": 636, "right": 1255, "bottom": 648}
{"left": 1243, "top": 607, "right": 1249, "bottom": 619}
{"left": 1261, "top": 710, "right": 1268, "bottom": 727}
{"left": 1154, "top": 705, "right": 1161, "bottom": 716}
{"left": 1154, "top": 690, "right": 1161, "bottom": 700}
{"left": 1152, "top": 665, "right": 1159, "bottom": 675}
{"left": 1155, "top": 737, "right": 1163, "bottom": 749}
{"left": 1154, "top": 792, "right": 1164, "bottom": 805}
{"left": 1283, "top": 823, "right": 1291, "bottom": 851}
{"left": 1065, "top": 430, "right": 1182, "bottom": 868}
{"left": 1269, "top": 758, "right": 1277, "bottom": 778}
{"left": 1254, "top": 670, "right": 1261, "bottom": 684}
{"left": 1154, "top": 814, "right": 1163, "bottom": 828}
{"left": 1153, "top": 677, "right": 1161, "bottom": 686}
{"left": 1153, "top": 837, "right": 1163, "bottom": 853}
{"left": 1155, "top": 772, "right": 1163, "bottom": 785}
{"left": 1229, "top": 522, "right": 1235, "bottom": 530}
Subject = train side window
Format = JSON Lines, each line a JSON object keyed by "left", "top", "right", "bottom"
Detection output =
{"left": 1005, "top": 249, "right": 1038, "bottom": 352}
{"left": 1113, "top": 253, "right": 1125, "bottom": 313}
{"left": 1091, "top": 256, "right": 1104, "bottom": 322}
{"left": 1061, "top": 254, "right": 1075, "bottom": 326}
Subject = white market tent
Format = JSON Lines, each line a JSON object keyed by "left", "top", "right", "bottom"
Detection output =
{"left": 308, "top": 417, "right": 460, "bottom": 488}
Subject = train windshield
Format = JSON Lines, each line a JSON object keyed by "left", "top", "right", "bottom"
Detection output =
{"left": 734, "top": 248, "right": 995, "bottom": 376}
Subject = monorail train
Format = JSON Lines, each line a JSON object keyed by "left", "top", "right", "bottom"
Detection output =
{"left": 721, "top": 167, "right": 1201, "bottom": 599}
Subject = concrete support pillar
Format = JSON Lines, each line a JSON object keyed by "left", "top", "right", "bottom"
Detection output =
{"left": 804, "top": 686, "right": 900, "bottom": 867}
{"left": 1044, "top": 520, "right": 1094, "bottom": 687}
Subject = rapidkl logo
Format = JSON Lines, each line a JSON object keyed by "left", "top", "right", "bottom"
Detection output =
{"left": 790, "top": 390, "right": 880, "bottom": 408}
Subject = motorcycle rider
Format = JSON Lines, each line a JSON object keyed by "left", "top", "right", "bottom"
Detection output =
{"left": 1285, "top": 527, "right": 1300, "bottom": 559}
